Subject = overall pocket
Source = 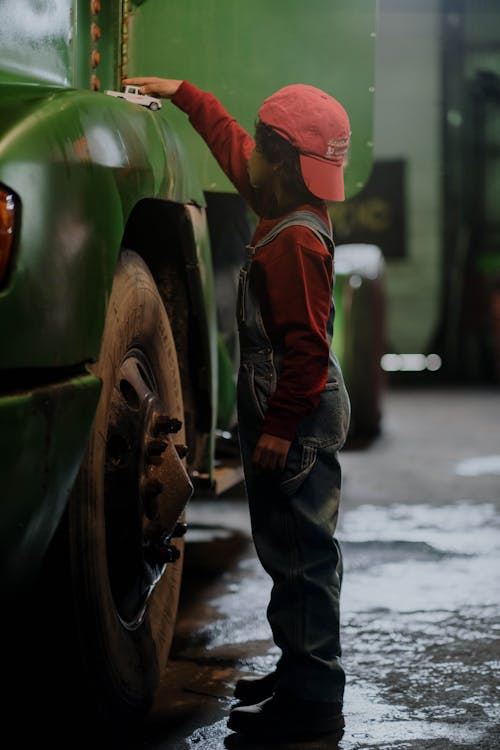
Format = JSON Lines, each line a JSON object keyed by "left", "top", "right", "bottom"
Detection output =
{"left": 296, "top": 377, "right": 351, "bottom": 450}
{"left": 238, "top": 355, "right": 276, "bottom": 423}
{"left": 280, "top": 440, "right": 317, "bottom": 497}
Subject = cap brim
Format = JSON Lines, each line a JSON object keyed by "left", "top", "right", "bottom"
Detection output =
{"left": 299, "top": 153, "right": 345, "bottom": 202}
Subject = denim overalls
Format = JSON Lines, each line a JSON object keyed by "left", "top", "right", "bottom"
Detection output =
{"left": 236, "top": 209, "right": 351, "bottom": 704}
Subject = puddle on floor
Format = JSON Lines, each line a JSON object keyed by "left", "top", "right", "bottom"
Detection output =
{"left": 340, "top": 502, "right": 500, "bottom": 748}
{"left": 186, "top": 501, "right": 500, "bottom": 748}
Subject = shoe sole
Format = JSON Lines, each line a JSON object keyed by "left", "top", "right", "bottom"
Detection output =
{"left": 233, "top": 690, "right": 275, "bottom": 705}
{"left": 233, "top": 676, "right": 278, "bottom": 704}
{"left": 227, "top": 712, "right": 345, "bottom": 740}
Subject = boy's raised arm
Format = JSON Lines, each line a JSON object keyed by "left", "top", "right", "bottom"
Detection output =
{"left": 123, "top": 77, "right": 259, "bottom": 211}
{"left": 122, "top": 77, "right": 184, "bottom": 99}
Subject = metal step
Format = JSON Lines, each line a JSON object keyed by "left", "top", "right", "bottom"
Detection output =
{"left": 191, "top": 457, "right": 244, "bottom": 497}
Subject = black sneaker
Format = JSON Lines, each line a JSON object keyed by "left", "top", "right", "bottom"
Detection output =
{"left": 233, "top": 671, "right": 279, "bottom": 704}
{"left": 227, "top": 690, "right": 345, "bottom": 741}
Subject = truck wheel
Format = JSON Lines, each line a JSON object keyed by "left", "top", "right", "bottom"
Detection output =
{"left": 64, "top": 250, "right": 189, "bottom": 735}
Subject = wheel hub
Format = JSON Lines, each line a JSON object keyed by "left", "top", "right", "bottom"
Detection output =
{"left": 103, "top": 348, "right": 193, "bottom": 626}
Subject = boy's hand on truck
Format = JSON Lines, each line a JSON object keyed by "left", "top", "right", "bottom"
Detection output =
{"left": 122, "top": 77, "right": 183, "bottom": 99}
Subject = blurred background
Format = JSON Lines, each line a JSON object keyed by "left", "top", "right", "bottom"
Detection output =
{"left": 331, "top": 0, "right": 500, "bottom": 393}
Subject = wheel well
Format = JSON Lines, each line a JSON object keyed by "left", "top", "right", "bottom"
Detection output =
{"left": 121, "top": 199, "right": 212, "bottom": 468}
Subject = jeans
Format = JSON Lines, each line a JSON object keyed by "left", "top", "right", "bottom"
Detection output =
{"left": 237, "top": 347, "right": 350, "bottom": 703}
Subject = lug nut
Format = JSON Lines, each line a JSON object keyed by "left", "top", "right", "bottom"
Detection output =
{"left": 152, "top": 415, "right": 182, "bottom": 436}
{"left": 172, "top": 522, "right": 188, "bottom": 538}
{"left": 145, "top": 541, "right": 181, "bottom": 565}
{"left": 162, "top": 543, "right": 181, "bottom": 563}
{"left": 175, "top": 444, "right": 188, "bottom": 459}
{"left": 142, "top": 478, "right": 163, "bottom": 497}
{"left": 147, "top": 439, "right": 167, "bottom": 456}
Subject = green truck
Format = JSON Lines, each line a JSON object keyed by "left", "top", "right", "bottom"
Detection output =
{"left": 0, "top": 0, "right": 379, "bottom": 734}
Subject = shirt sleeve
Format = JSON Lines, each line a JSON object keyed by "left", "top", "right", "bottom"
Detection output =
{"left": 172, "top": 81, "right": 260, "bottom": 212}
{"left": 256, "top": 228, "right": 333, "bottom": 441}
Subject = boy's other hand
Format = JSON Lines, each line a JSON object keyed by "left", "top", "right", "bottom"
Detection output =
{"left": 253, "top": 433, "right": 291, "bottom": 472}
{"left": 122, "top": 77, "right": 183, "bottom": 99}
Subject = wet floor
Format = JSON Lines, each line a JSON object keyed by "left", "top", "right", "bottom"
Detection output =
{"left": 142, "top": 385, "right": 500, "bottom": 750}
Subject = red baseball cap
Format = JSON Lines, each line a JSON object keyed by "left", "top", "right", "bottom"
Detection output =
{"left": 258, "top": 84, "right": 350, "bottom": 202}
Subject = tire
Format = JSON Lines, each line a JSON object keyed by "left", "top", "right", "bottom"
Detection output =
{"left": 149, "top": 102, "right": 159, "bottom": 111}
{"left": 65, "top": 250, "right": 188, "bottom": 734}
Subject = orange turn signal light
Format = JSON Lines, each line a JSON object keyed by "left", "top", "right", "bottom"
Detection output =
{"left": 0, "top": 187, "right": 16, "bottom": 287}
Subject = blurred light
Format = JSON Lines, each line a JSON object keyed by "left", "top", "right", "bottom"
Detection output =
{"left": 426, "top": 353, "right": 442, "bottom": 371}
{"left": 380, "top": 353, "right": 442, "bottom": 372}
{"left": 447, "top": 109, "right": 463, "bottom": 127}
{"left": 349, "top": 274, "right": 362, "bottom": 289}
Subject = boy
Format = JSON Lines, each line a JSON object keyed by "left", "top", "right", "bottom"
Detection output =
{"left": 124, "top": 76, "right": 351, "bottom": 741}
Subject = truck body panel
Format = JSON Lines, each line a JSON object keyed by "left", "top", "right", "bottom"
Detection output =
{"left": 0, "top": 373, "right": 101, "bottom": 593}
{"left": 0, "top": 85, "right": 206, "bottom": 368}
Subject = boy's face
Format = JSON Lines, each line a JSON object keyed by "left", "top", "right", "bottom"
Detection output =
{"left": 247, "top": 146, "right": 277, "bottom": 190}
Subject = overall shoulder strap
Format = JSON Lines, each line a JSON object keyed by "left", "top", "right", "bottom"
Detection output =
{"left": 253, "top": 210, "right": 334, "bottom": 254}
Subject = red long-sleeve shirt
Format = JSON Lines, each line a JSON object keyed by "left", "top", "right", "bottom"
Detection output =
{"left": 173, "top": 81, "right": 334, "bottom": 441}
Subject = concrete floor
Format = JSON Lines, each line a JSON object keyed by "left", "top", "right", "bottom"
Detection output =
{"left": 141, "top": 385, "right": 500, "bottom": 750}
